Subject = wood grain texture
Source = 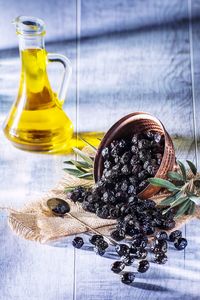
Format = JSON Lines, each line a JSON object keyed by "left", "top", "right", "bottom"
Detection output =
{"left": 75, "top": 0, "right": 199, "bottom": 299}
{"left": 184, "top": 2, "right": 200, "bottom": 299}
{"left": 0, "top": 0, "right": 200, "bottom": 299}
{"left": 0, "top": 0, "right": 76, "bottom": 50}
{"left": 190, "top": 0, "right": 200, "bottom": 166}
{"left": 0, "top": 213, "right": 75, "bottom": 300}
{"left": 0, "top": 62, "right": 76, "bottom": 300}
{"left": 0, "top": 2, "right": 77, "bottom": 300}
{"left": 78, "top": 0, "right": 195, "bottom": 159}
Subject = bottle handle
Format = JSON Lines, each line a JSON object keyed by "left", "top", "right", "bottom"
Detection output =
{"left": 47, "top": 53, "right": 72, "bottom": 105}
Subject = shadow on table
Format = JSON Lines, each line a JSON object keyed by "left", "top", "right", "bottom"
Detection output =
{"left": 130, "top": 281, "right": 170, "bottom": 291}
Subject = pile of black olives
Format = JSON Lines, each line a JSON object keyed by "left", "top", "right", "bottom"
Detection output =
{"left": 68, "top": 131, "right": 188, "bottom": 285}
{"left": 69, "top": 131, "right": 165, "bottom": 217}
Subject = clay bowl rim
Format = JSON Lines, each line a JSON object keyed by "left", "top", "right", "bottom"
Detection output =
{"left": 94, "top": 111, "right": 175, "bottom": 198}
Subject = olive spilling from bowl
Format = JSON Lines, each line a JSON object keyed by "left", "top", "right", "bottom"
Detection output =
{"left": 100, "top": 130, "right": 164, "bottom": 194}
{"left": 67, "top": 127, "right": 188, "bottom": 286}
{"left": 93, "top": 112, "right": 175, "bottom": 199}
{"left": 66, "top": 114, "right": 188, "bottom": 286}
{"left": 69, "top": 130, "right": 165, "bottom": 220}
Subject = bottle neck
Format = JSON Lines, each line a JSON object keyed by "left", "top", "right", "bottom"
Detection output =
{"left": 18, "top": 34, "right": 49, "bottom": 98}
{"left": 18, "top": 34, "right": 45, "bottom": 51}
{"left": 14, "top": 16, "right": 46, "bottom": 51}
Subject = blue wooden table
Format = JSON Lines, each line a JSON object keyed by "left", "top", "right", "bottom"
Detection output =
{"left": 0, "top": 0, "right": 200, "bottom": 299}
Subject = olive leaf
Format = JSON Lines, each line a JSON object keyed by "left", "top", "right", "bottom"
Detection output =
{"left": 160, "top": 191, "right": 183, "bottom": 206}
{"left": 64, "top": 160, "right": 91, "bottom": 169}
{"left": 63, "top": 160, "right": 74, "bottom": 166}
{"left": 63, "top": 168, "right": 84, "bottom": 177}
{"left": 159, "top": 195, "right": 177, "bottom": 206}
{"left": 167, "top": 171, "right": 184, "bottom": 182}
{"left": 170, "top": 196, "right": 189, "bottom": 208}
{"left": 186, "top": 160, "right": 197, "bottom": 176}
{"left": 78, "top": 173, "right": 93, "bottom": 180}
{"left": 162, "top": 195, "right": 188, "bottom": 215}
{"left": 177, "top": 160, "right": 187, "bottom": 182}
{"left": 63, "top": 142, "right": 96, "bottom": 180}
{"left": 72, "top": 147, "right": 94, "bottom": 165}
{"left": 187, "top": 202, "right": 196, "bottom": 215}
{"left": 188, "top": 195, "right": 200, "bottom": 205}
{"left": 148, "top": 178, "right": 180, "bottom": 192}
{"left": 175, "top": 200, "right": 191, "bottom": 218}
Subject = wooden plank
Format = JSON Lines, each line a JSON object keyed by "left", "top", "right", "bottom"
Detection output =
{"left": 183, "top": 1, "right": 200, "bottom": 298}
{"left": 0, "top": 213, "right": 75, "bottom": 300}
{"left": 190, "top": 0, "right": 200, "bottom": 167}
{"left": 0, "top": 2, "right": 77, "bottom": 300}
{"left": 75, "top": 0, "right": 198, "bottom": 299}
{"left": 0, "top": 64, "right": 76, "bottom": 300}
{"left": 77, "top": 0, "right": 195, "bottom": 158}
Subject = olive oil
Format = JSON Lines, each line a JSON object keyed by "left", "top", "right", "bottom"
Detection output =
{"left": 4, "top": 49, "right": 73, "bottom": 153}
{"left": 3, "top": 16, "right": 73, "bottom": 153}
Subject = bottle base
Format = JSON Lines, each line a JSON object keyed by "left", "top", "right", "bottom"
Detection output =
{"left": 4, "top": 130, "right": 104, "bottom": 154}
{"left": 3, "top": 128, "right": 73, "bottom": 154}
{"left": 9, "top": 140, "right": 72, "bottom": 154}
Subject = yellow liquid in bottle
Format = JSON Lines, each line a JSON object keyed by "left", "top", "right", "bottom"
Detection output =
{"left": 3, "top": 49, "right": 73, "bottom": 153}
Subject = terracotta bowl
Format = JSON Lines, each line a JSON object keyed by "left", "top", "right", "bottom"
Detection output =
{"left": 94, "top": 112, "right": 176, "bottom": 199}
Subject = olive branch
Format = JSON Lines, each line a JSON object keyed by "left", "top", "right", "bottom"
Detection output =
{"left": 148, "top": 160, "right": 200, "bottom": 218}
{"left": 63, "top": 138, "right": 97, "bottom": 192}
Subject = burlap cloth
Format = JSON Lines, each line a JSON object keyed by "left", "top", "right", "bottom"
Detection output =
{"left": 6, "top": 172, "right": 200, "bottom": 244}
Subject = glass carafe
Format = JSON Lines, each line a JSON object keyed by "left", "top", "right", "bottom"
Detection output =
{"left": 3, "top": 16, "right": 73, "bottom": 153}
